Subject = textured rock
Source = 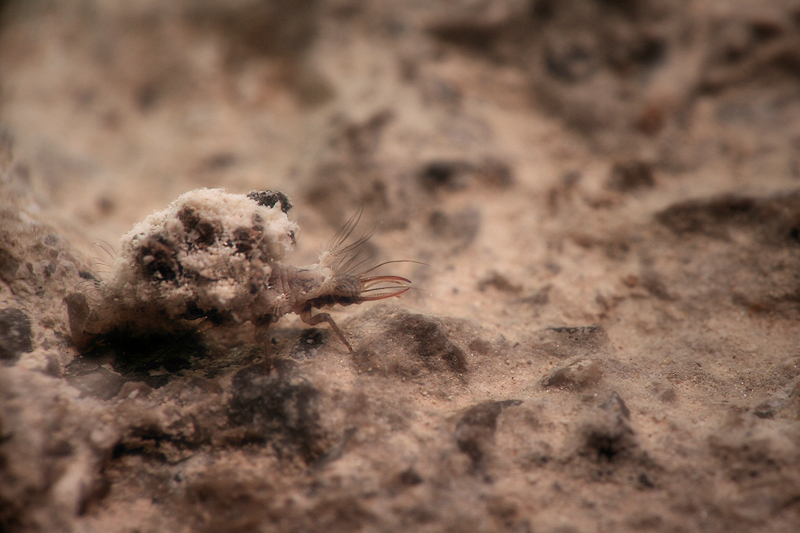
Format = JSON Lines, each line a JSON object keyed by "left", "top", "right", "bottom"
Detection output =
{"left": 3, "top": 1, "right": 800, "bottom": 532}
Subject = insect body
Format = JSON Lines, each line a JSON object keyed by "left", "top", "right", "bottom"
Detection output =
{"left": 67, "top": 188, "right": 410, "bottom": 366}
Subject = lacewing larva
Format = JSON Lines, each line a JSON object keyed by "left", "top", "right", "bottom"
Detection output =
{"left": 67, "top": 188, "right": 411, "bottom": 369}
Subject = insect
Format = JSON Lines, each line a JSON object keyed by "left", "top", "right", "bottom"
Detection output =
{"left": 67, "top": 188, "right": 411, "bottom": 370}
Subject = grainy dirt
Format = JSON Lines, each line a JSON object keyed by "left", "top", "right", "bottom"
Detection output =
{"left": 2, "top": 1, "right": 800, "bottom": 532}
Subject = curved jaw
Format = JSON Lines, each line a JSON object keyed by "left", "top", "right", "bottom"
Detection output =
{"left": 357, "top": 275, "right": 411, "bottom": 302}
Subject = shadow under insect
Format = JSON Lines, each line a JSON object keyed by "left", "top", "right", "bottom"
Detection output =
{"left": 66, "top": 327, "right": 209, "bottom": 390}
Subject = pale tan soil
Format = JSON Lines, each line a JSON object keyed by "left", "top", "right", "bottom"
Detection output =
{"left": 2, "top": 1, "right": 800, "bottom": 532}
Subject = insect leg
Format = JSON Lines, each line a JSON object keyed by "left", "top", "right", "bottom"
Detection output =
{"left": 65, "top": 292, "right": 94, "bottom": 349}
{"left": 254, "top": 323, "right": 273, "bottom": 373}
{"left": 299, "top": 309, "right": 354, "bottom": 353}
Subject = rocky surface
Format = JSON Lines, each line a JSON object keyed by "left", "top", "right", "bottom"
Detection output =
{"left": 2, "top": 1, "right": 800, "bottom": 532}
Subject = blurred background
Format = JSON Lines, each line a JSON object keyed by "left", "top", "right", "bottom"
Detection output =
{"left": 3, "top": 0, "right": 799, "bottom": 241}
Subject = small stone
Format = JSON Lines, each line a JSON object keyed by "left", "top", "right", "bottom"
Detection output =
{"left": 541, "top": 358, "right": 602, "bottom": 391}
{"left": 607, "top": 160, "right": 654, "bottom": 192}
{"left": 0, "top": 308, "right": 33, "bottom": 363}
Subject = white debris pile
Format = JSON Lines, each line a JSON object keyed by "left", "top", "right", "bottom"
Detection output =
{"left": 71, "top": 188, "right": 299, "bottom": 338}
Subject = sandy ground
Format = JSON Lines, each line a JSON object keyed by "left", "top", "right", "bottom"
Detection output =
{"left": 2, "top": 1, "right": 800, "bottom": 532}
